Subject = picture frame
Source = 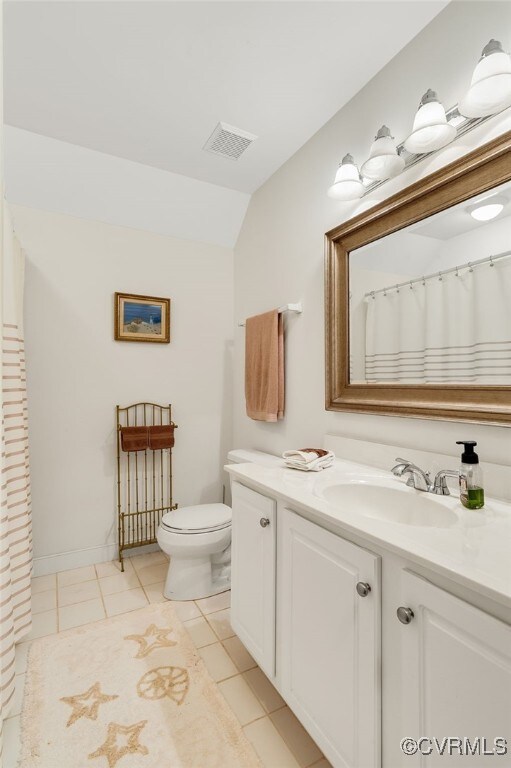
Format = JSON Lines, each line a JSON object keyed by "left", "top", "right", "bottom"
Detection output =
{"left": 114, "top": 292, "right": 170, "bottom": 344}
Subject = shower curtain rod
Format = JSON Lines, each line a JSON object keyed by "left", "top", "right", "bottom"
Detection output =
{"left": 238, "top": 302, "right": 302, "bottom": 327}
{"left": 364, "top": 248, "right": 511, "bottom": 299}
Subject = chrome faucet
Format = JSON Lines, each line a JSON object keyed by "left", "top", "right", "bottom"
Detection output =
{"left": 391, "top": 458, "right": 431, "bottom": 492}
{"left": 431, "top": 469, "right": 460, "bottom": 496}
{"left": 392, "top": 457, "right": 460, "bottom": 496}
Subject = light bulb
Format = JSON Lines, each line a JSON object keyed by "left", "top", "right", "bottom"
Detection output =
{"left": 327, "top": 154, "right": 364, "bottom": 201}
{"left": 361, "top": 126, "right": 405, "bottom": 181}
{"left": 460, "top": 39, "right": 511, "bottom": 118}
{"left": 404, "top": 90, "right": 456, "bottom": 154}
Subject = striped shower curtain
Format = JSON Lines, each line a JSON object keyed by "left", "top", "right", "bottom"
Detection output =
{"left": 0, "top": 207, "right": 32, "bottom": 753}
{"left": 365, "top": 257, "right": 511, "bottom": 384}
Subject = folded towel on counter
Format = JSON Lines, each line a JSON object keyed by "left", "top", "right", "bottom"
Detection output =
{"left": 282, "top": 448, "right": 335, "bottom": 471}
{"left": 120, "top": 426, "right": 149, "bottom": 452}
{"left": 148, "top": 424, "right": 175, "bottom": 450}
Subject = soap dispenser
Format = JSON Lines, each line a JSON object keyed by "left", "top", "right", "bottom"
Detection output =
{"left": 456, "top": 441, "right": 484, "bottom": 509}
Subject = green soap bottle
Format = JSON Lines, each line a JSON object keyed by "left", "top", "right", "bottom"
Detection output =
{"left": 456, "top": 441, "right": 484, "bottom": 509}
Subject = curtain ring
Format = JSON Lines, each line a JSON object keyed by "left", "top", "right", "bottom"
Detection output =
{"left": 371, "top": 291, "right": 375, "bottom": 300}
{"left": 455, "top": 266, "right": 459, "bottom": 277}
{"left": 468, "top": 262, "right": 473, "bottom": 272}
{"left": 383, "top": 289, "right": 387, "bottom": 297}
{"left": 395, "top": 284, "right": 400, "bottom": 293}
{"left": 489, "top": 256, "right": 495, "bottom": 267}
{"left": 438, "top": 271, "right": 443, "bottom": 281}
{"left": 422, "top": 276, "right": 426, "bottom": 286}
{"left": 409, "top": 281, "right": 413, "bottom": 290}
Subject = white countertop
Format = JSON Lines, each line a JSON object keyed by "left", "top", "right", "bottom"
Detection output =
{"left": 226, "top": 458, "right": 511, "bottom": 607}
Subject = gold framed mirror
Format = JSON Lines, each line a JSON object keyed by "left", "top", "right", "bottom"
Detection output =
{"left": 325, "top": 130, "right": 511, "bottom": 425}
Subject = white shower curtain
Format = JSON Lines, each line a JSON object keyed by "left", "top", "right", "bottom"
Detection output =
{"left": 0, "top": 206, "right": 32, "bottom": 754}
{"left": 365, "top": 257, "right": 511, "bottom": 384}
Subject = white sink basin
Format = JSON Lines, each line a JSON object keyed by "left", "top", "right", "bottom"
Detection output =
{"left": 319, "top": 481, "right": 457, "bottom": 528}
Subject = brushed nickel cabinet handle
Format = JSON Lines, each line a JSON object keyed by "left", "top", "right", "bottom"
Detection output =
{"left": 397, "top": 606, "right": 414, "bottom": 624}
{"left": 356, "top": 582, "right": 371, "bottom": 597}
{"left": 260, "top": 517, "right": 270, "bottom": 528}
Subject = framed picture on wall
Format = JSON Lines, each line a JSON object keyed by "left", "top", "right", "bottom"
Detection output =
{"left": 114, "top": 292, "right": 171, "bottom": 343}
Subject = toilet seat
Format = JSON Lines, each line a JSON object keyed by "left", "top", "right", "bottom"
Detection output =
{"left": 161, "top": 503, "right": 232, "bottom": 535}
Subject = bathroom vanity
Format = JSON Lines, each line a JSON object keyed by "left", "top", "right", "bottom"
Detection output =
{"left": 226, "top": 456, "right": 511, "bottom": 768}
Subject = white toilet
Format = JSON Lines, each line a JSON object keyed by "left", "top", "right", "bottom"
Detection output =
{"left": 157, "top": 449, "right": 282, "bottom": 601}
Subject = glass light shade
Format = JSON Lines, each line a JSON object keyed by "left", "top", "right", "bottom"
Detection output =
{"left": 459, "top": 40, "right": 511, "bottom": 118}
{"left": 404, "top": 90, "right": 456, "bottom": 154}
{"left": 467, "top": 195, "right": 507, "bottom": 221}
{"left": 327, "top": 154, "right": 364, "bottom": 200}
{"left": 361, "top": 126, "right": 405, "bottom": 181}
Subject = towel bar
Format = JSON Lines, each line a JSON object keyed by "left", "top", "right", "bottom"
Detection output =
{"left": 238, "top": 302, "right": 302, "bottom": 327}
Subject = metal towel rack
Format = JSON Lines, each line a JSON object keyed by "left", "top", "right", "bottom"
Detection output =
{"left": 238, "top": 302, "right": 302, "bottom": 327}
{"left": 116, "top": 402, "right": 178, "bottom": 571}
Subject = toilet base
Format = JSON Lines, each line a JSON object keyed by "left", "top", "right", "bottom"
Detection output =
{"left": 163, "top": 555, "right": 231, "bottom": 601}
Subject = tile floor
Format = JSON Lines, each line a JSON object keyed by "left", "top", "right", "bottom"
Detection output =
{"left": 4, "top": 551, "right": 330, "bottom": 768}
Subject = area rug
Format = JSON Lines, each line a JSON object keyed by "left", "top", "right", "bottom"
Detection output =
{"left": 20, "top": 602, "right": 262, "bottom": 768}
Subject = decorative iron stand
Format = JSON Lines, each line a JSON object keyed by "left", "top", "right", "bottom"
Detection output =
{"left": 116, "top": 402, "right": 178, "bottom": 571}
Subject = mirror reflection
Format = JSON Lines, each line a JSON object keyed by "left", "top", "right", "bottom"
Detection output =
{"left": 349, "top": 179, "right": 511, "bottom": 385}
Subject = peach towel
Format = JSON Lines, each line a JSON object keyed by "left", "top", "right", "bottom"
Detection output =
{"left": 245, "top": 309, "right": 284, "bottom": 422}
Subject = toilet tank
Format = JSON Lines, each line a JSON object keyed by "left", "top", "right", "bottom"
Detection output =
{"left": 223, "top": 449, "right": 283, "bottom": 505}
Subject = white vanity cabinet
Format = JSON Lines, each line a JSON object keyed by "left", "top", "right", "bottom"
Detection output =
{"left": 395, "top": 570, "right": 511, "bottom": 766}
{"left": 278, "top": 508, "right": 381, "bottom": 768}
{"left": 230, "top": 481, "right": 276, "bottom": 678}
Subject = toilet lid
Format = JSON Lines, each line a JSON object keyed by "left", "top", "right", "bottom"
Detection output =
{"left": 161, "top": 503, "right": 232, "bottom": 534}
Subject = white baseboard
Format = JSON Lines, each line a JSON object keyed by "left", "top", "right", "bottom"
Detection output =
{"left": 32, "top": 542, "right": 160, "bottom": 577}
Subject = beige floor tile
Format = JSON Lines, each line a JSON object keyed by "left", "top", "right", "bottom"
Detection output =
{"left": 32, "top": 589, "right": 57, "bottom": 615}
{"left": 31, "top": 574, "right": 56, "bottom": 594}
{"left": 223, "top": 636, "right": 257, "bottom": 672}
{"left": 143, "top": 582, "right": 168, "bottom": 604}
{"left": 218, "top": 675, "right": 265, "bottom": 726}
{"left": 309, "top": 759, "right": 333, "bottom": 768}
{"left": 183, "top": 616, "right": 217, "bottom": 648}
{"left": 244, "top": 667, "right": 286, "bottom": 713}
{"left": 95, "top": 559, "right": 134, "bottom": 579}
{"left": 207, "top": 607, "right": 234, "bottom": 640}
{"left": 14, "top": 641, "right": 32, "bottom": 676}
{"left": 196, "top": 590, "right": 230, "bottom": 615}
{"left": 58, "top": 579, "right": 101, "bottom": 607}
{"left": 8, "top": 674, "right": 25, "bottom": 718}
{"left": 57, "top": 565, "right": 97, "bottom": 587}
{"left": 102, "top": 588, "right": 148, "bottom": 617}
{"left": 130, "top": 551, "right": 167, "bottom": 571}
{"left": 198, "top": 642, "right": 238, "bottom": 682}
{"left": 3, "top": 713, "right": 21, "bottom": 767}
{"left": 135, "top": 562, "right": 169, "bottom": 586}
{"left": 99, "top": 570, "right": 141, "bottom": 596}
{"left": 243, "top": 717, "right": 301, "bottom": 768}
{"left": 170, "top": 599, "right": 201, "bottom": 621}
{"left": 24, "top": 609, "right": 57, "bottom": 640}
{"left": 59, "top": 598, "right": 106, "bottom": 631}
{"left": 270, "top": 707, "right": 323, "bottom": 767}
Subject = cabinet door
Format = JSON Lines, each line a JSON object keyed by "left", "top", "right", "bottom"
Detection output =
{"left": 398, "top": 570, "right": 511, "bottom": 767}
{"left": 231, "top": 481, "right": 276, "bottom": 678}
{"left": 279, "top": 508, "right": 381, "bottom": 768}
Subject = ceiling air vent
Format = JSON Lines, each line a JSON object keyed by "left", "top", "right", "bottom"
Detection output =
{"left": 203, "top": 122, "right": 258, "bottom": 160}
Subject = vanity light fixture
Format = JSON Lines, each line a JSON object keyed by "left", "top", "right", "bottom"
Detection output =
{"left": 327, "top": 154, "right": 364, "bottom": 201}
{"left": 459, "top": 39, "right": 511, "bottom": 118}
{"left": 360, "top": 126, "right": 405, "bottom": 181}
{"left": 404, "top": 90, "right": 456, "bottom": 154}
{"left": 467, "top": 195, "right": 506, "bottom": 221}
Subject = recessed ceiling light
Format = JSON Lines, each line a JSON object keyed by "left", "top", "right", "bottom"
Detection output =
{"left": 467, "top": 195, "right": 506, "bottom": 221}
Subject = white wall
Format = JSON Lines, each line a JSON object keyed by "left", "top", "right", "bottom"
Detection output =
{"left": 233, "top": 1, "right": 511, "bottom": 468}
{"left": 11, "top": 205, "right": 234, "bottom": 569}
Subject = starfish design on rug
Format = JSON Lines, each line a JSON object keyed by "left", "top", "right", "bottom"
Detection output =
{"left": 60, "top": 682, "right": 119, "bottom": 727}
{"left": 89, "top": 720, "right": 148, "bottom": 768}
{"left": 124, "top": 623, "right": 176, "bottom": 658}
